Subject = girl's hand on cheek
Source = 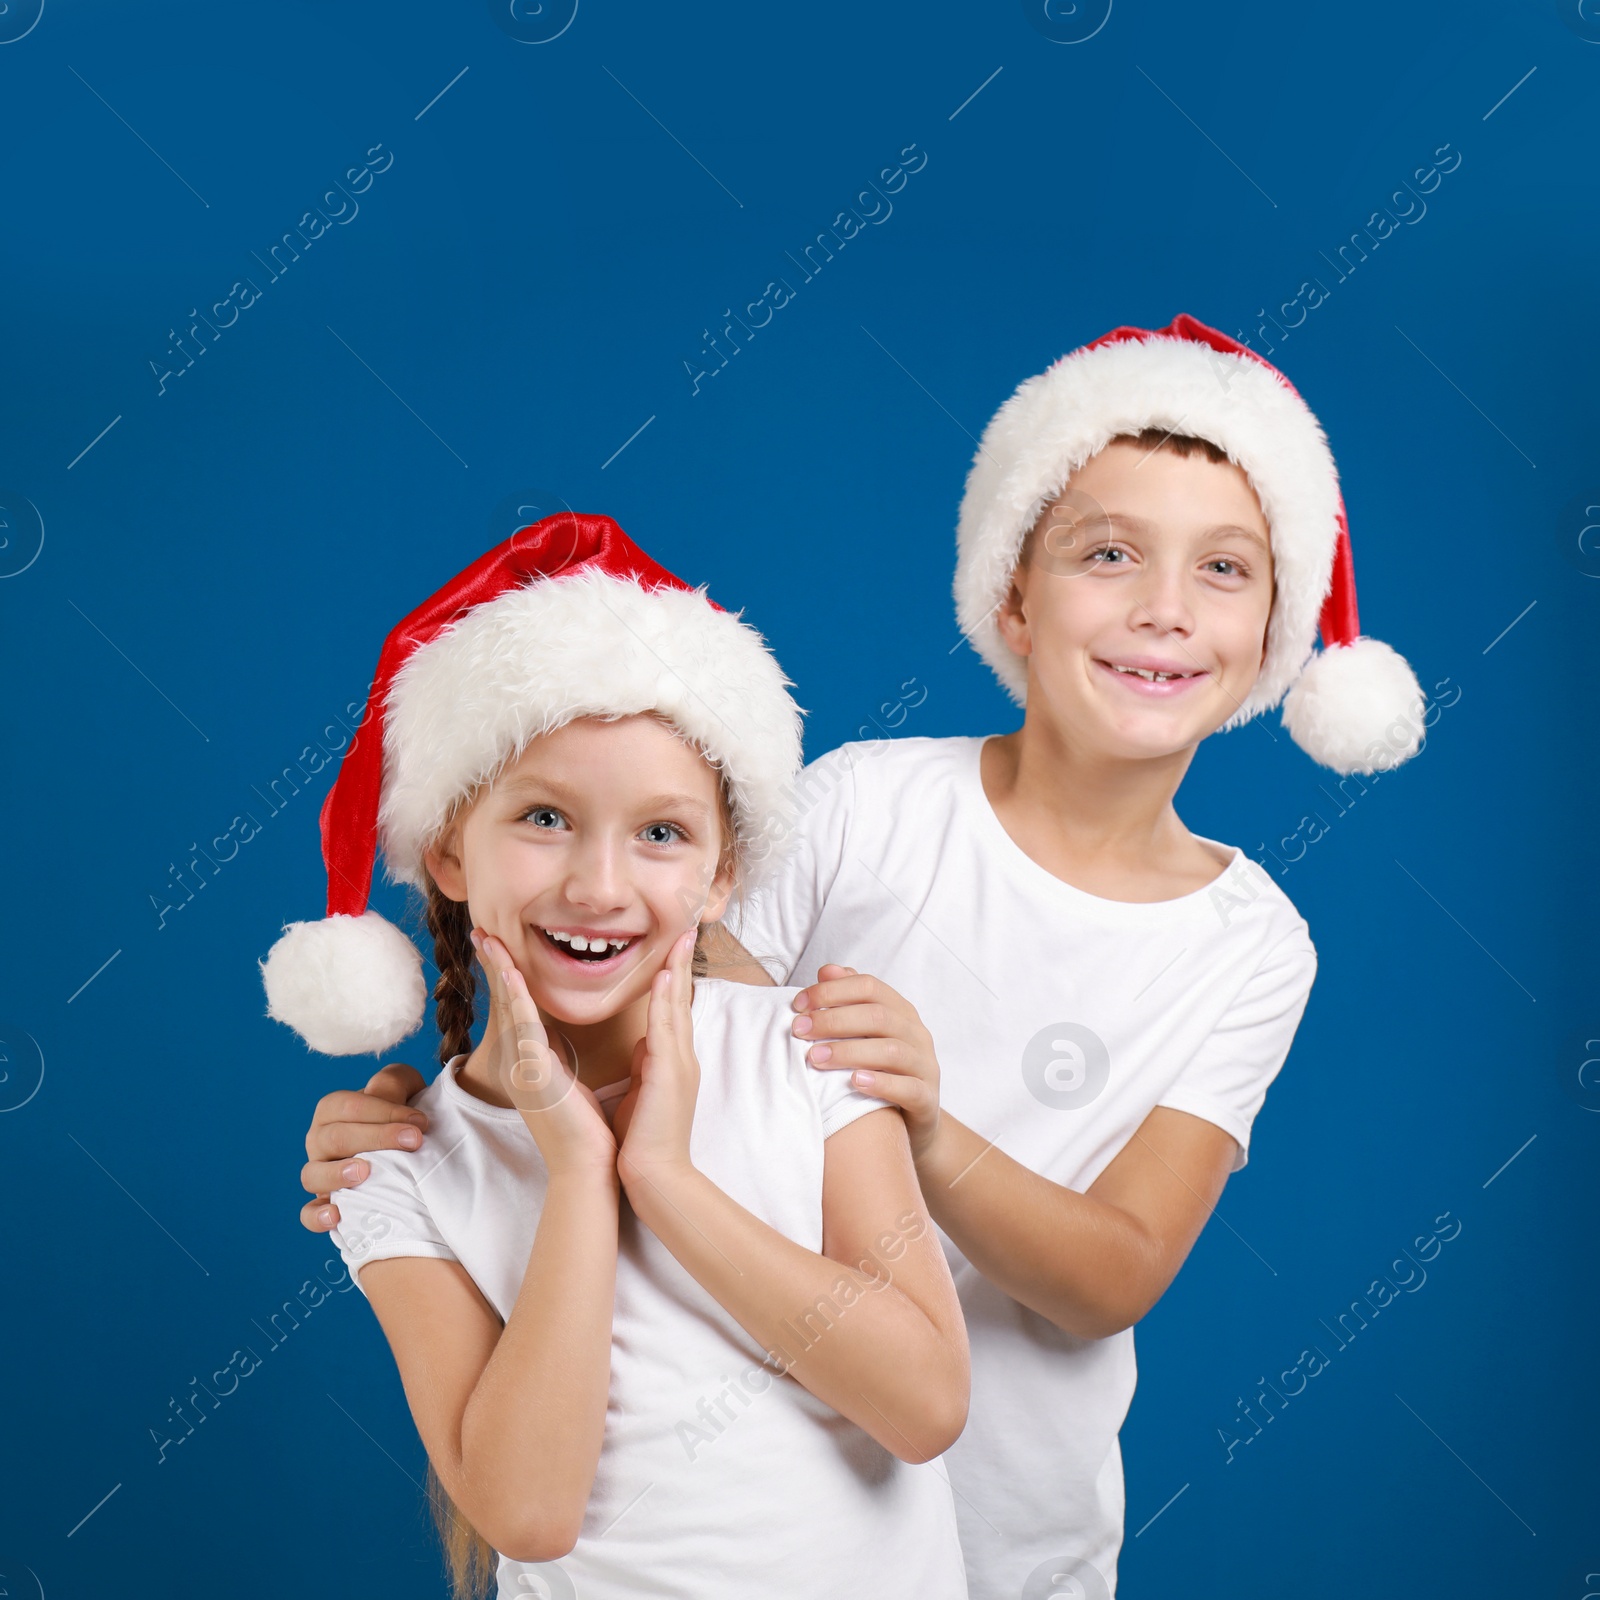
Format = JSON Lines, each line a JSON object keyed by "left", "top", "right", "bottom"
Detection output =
{"left": 616, "top": 930, "right": 701, "bottom": 1197}
{"left": 477, "top": 931, "right": 618, "bottom": 1180}
{"left": 607, "top": 1035, "right": 646, "bottom": 1150}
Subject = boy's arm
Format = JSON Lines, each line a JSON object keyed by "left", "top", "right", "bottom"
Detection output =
{"left": 358, "top": 1163, "right": 620, "bottom": 1562}
{"left": 623, "top": 1107, "right": 970, "bottom": 1463}
{"left": 300, "top": 926, "right": 773, "bottom": 1232}
{"left": 914, "top": 1104, "right": 1236, "bottom": 1340}
{"left": 792, "top": 967, "right": 1240, "bottom": 1341}
{"left": 301, "top": 1066, "right": 428, "bottom": 1231}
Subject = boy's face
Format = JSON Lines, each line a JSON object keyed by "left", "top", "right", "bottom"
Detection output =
{"left": 997, "top": 440, "right": 1273, "bottom": 762}
{"left": 423, "top": 715, "right": 735, "bottom": 1029}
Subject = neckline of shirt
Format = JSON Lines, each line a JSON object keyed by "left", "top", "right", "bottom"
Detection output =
{"left": 435, "top": 979, "right": 723, "bottom": 1118}
{"left": 952, "top": 735, "right": 1246, "bottom": 925}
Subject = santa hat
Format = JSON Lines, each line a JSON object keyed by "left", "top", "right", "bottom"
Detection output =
{"left": 954, "top": 313, "right": 1425, "bottom": 774}
{"left": 259, "top": 513, "right": 802, "bottom": 1056}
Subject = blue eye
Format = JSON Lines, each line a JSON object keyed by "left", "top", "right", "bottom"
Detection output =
{"left": 523, "top": 806, "right": 567, "bottom": 830}
{"left": 640, "top": 822, "right": 685, "bottom": 845}
{"left": 1088, "top": 545, "right": 1127, "bottom": 564}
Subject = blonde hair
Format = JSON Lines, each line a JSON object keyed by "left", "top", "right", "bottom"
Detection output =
{"left": 427, "top": 1462, "right": 497, "bottom": 1598}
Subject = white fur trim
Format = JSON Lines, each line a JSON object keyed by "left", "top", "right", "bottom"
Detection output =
{"left": 378, "top": 569, "right": 802, "bottom": 891}
{"left": 1280, "top": 638, "right": 1425, "bottom": 774}
{"left": 955, "top": 332, "right": 1340, "bottom": 727}
{"left": 260, "top": 909, "right": 427, "bottom": 1056}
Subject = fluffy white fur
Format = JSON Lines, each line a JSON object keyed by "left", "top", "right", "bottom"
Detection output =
{"left": 1280, "top": 638, "right": 1425, "bottom": 776}
{"left": 260, "top": 909, "right": 427, "bottom": 1056}
{"left": 378, "top": 568, "right": 803, "bottom": 893}
{"left": 954, "top": 332, "right": 1342, "bottom": 731}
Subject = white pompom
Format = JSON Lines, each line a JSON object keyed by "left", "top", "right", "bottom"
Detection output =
{"left": 260, "top": 910, "right": 427, "bottom": 1056}
{"left": 1281, "top": 638, "right": 1426, "bottom": 775}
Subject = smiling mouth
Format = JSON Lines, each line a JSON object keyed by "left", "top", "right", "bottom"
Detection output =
{"left": 1103, "top": 662, "right": 1202, "bottom": 682}
{"left": 1095, "top": 658, "right": 1209, "bottom": 691}
{"left": 539, "top": 928, "right": 641, "bottom": 964}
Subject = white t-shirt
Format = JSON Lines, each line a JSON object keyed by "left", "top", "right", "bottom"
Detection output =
{"left": 330, "top": 977, "right": 968, "bottom": 1600}
{"left": 728, "top": 736, "right": 1318, "bottom": 1600}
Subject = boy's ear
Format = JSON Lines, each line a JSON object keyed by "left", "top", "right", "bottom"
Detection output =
{"left": 422, "top": 824, "right": 468, "bottom": 902}
{"left": 993, "top": 565, "right": 1034, "bottom": 661}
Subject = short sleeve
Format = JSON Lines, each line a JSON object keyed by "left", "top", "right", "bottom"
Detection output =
{"left": 812, "top": 1066, "right": 895, "bottom": 1141}
{"left": 1154, "top": 927, "right": 1318, "bottom": 1172}
{"left": 729, "top": 744, "right": 861, "bottom": 982}
{"left": 329, "top": 1148, "right": 459, "bottom": 1300}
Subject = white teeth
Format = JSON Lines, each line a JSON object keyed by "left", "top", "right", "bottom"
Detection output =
{"left": 544, "top": 929, "right": 633, "bottom": 955}
{"left": 1112, "top": 664, "right": 1187, "bottom": 681}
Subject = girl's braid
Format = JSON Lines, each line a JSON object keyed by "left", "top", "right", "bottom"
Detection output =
{"left": 423, "top": 880, "right": 478, "bottom": 1068}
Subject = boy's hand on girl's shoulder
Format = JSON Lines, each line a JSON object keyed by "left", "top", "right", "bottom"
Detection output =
{"left": 792, "top": 966, "right": 943, "bottom": 1163}
{"left": 299, "top": 1063, "right": 430, "bottom": 1234}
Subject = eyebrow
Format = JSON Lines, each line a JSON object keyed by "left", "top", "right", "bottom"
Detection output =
{"left": 1098, "top": 510, "right": 1272, "bottom": 552}
{"left": 498, "top": 773, "right": 712, "bottom": 815}
{"left": 633, "top": 793, "right": 714, "bottom": 817}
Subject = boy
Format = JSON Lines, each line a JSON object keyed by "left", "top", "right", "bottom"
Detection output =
{"left": 295, "top": 316, "right": 1424, "bottom": 1597}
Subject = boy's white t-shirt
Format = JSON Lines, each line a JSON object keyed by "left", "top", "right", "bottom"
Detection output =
{"left": 728, "top": 736, "right": 1318, "bottom": 1600}
{"left": 329, "top": 977, "right": 967, "bottom": 1600}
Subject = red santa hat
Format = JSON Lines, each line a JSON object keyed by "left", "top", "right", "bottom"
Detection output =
{"left": 954, "top": 313, "right": 1425, "bottom": 774}
{"left": 259, "top": 513, "right": 802, "bottom": 1056}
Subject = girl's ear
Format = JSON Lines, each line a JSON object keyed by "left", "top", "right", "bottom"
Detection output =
{"left": 994, "top": 565, "right": 1034, "bottom": 661}
{"left": 423, "top": 824, "right": 468, "bottom": 902}
{"left": 700, "top": 852, "right": 739, "bottom": 928}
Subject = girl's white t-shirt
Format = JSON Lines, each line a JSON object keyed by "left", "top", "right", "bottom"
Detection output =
{"left": 329, "top": 977, "right": 968, "bottom": 1600}
{"left": 728, "top": 736, "right": 1319, "bottom": 1600}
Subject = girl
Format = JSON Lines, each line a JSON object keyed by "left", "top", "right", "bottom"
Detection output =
{"left": 259, "top": 517, "right": 970, "bottom": 1598}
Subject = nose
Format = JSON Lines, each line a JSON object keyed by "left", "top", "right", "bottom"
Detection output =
{"left": 1128, "top": 555, "right": 1197, "bottom": 641}
{"left": 561, "top": 831, "right": 630, "bottom": 914}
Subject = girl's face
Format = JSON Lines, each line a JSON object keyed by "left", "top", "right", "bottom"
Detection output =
{"left": 424, "top": 715, "right": 736, "bottom": 1029}
{"left": 996, "top": 440, "right": 1274, "bottom": 762}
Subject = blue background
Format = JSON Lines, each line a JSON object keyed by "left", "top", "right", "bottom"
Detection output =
{"left": 2, "top": 1, "right": 1594, "bottom": 1594}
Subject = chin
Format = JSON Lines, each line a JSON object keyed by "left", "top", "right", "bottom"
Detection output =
{"left": 1085, "top": 690, "right": 1240, "bottom": 760}
{"left": 533, "top": 985, "right": 643, "bottom": 1029}
{"left": 1108, "top": 732, "right": 1199, "bottom": 764}
{"left": 1087, "top": 710, "right": 1209, "bottom": 763}
{"left": 528, "top": 966, "right": 646, "bottom": 1030}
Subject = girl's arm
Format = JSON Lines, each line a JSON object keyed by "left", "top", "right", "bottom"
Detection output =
{"left": 360, "top": 1166, "right": 619, "bottom": 1560}
{"left": 629, "top": 1107, "right": 969, "bottom": 1463}
{"left": 360, "top": 939, "right": 621, "bottom": 1562}
{"left": 615, "top": 935, "right": 969, "bottom": 1463}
